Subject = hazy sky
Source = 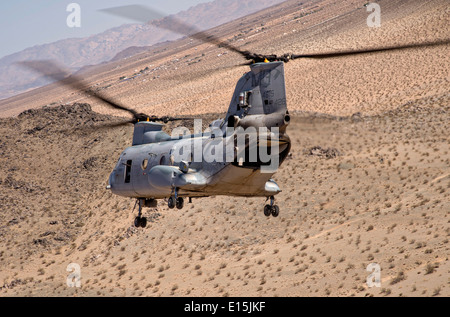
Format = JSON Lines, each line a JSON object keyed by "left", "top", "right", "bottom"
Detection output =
{"left": 0, "top": 0, "right": 213, "bottom": 59}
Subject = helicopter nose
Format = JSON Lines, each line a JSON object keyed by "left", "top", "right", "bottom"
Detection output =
{"left": 107, "top": 171, "right": 115, "bottom": 189}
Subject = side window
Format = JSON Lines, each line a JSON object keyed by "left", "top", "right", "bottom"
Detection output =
{"left": 141, "top": 159, "right": 148, "bottom": 170}
{"left": 125, "top": 160, "right": 132, "bottom": 183}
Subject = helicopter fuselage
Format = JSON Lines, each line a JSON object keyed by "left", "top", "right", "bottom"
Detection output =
{"left": 108, "top": 125, "right": 290, "bottom": 199}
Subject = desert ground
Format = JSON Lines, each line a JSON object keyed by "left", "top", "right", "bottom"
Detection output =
{"left": 0, "top": 0, "right": 448, "bottom": 297}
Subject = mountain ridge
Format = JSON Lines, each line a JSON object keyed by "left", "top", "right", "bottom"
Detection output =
{"left": 0, "top": 0, "right": 286, "bottom": 100}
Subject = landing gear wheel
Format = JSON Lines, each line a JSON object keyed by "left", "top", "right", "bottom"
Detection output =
{"left": 263, "top": 196, "right": 280, "bottom": 218}
{"left": 133, "top": 199, "right": 148, "bottom": 228}
{"left": 168, "top": 196, "right": 175, "bottom": 209}
{"left": 271, "top": 205, "right": 280, "bottom": 218}
{"left": 134, "top": 216, "right": 140, "bottom": 227}
{"left": 134, "top": 216, "right": 147, "bottom": 228}
{"left": 264, "top": 205, "right": 272, "bottom": 217}
{"left": 176, "top": 197, "right": 184, "bottom": 210}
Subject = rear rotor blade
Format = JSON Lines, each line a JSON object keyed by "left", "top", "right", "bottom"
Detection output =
{"left": 290, "top": 39, "right": 450, "bottom": 60}
{"left": 100, "top": 5, "right": 449, "bottom": 64}
{"left": 99, "top": 5, "right": 253, "bottom": 60}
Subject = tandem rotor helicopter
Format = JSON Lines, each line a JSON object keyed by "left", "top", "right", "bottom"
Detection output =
{"left": 21, "top": 5, "right": 449, "bottom": 228}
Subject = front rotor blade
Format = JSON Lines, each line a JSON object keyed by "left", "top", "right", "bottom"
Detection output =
{"left": 291, "top": 39, "right": 450, "bottom": 60}
{"left": 17, "top": 60, "right": 142, "bottom": 119}
{"left": 17, "top": 60, "right": 196, "bottom": 124}
{"left": 99, "top": 5, "right": 252, "bottom": 60}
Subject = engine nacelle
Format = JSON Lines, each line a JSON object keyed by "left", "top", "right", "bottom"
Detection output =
{"left": 132, "top": 122, "right": 171, "bottom": 145}
{"left": 227, "top": 111, "right": 290, "bottom": 133}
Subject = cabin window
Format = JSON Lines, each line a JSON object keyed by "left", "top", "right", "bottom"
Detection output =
{"left": 141, "top": 159, "right": 148, "bottom": 170}
{"left": 159, "top": 156, "right": 166, "bottom": 165}
{"left": 125, "top": 160, "right": 132, "bottom": 183}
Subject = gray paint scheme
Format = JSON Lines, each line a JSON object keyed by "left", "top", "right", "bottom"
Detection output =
{"left": 108, "top": 61, "right": 291, "bottom": 200}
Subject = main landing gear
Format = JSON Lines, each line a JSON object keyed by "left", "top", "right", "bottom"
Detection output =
{"left": 264, "top": 196, "right": 280, "bottom": 218}
{"left": 168, "top": 187, "right": 184, "bottom": 210}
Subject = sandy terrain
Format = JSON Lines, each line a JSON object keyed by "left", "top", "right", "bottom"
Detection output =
{"left": 0, "top": 99, "right": 448, "bottom": 297}
{"left": 0, "top": 0, "right": 448, "bottom": 297}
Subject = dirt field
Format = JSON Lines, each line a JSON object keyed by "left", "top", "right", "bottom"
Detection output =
{"left": 0, "top": 98, "right": 448, "bottom": 297}
{"left": 0, "top": 0, "right": 448, "bottom": 297}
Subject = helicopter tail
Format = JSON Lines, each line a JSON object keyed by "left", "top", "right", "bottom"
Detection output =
{"left": 224, "top": 61, "right": 290, "bottom": 132}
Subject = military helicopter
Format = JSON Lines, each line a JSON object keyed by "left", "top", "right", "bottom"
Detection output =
{"left": 21, "top": 5, "right": 449, "bottom": 228}
{"left": 108, "top": 59, "right": 292, "bottom": 228}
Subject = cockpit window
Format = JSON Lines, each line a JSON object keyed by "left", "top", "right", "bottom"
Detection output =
{"left": 125, "top": 160, "right": 132, "bottom": 183}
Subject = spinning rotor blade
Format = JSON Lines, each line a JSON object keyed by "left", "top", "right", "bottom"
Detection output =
{"left": 61, "top": 119, "right": 136, "bottom": 134}
{"left": 17, "top": 60, "right": 190, "bottom": 124}
{"left": 18, "top": 60, "right": 141, "bottom": 120}
{"left": 66, "top": 116, "right": 192, "bottom": 133}
{"left": 100, "top": 5, "right": 449, "bottom": 65}
{"left": 99, "top": 5, "right": 257, "bottom": 61}
{"left": 290, "top": 38, "right": 450, "bottom": 60}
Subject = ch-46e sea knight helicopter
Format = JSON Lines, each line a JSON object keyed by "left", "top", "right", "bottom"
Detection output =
{"left": 109, "top": 59, "right": 292, "bottom": 228}
{"left": 21, "top": 5, "right": 449, "bottom": 228}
